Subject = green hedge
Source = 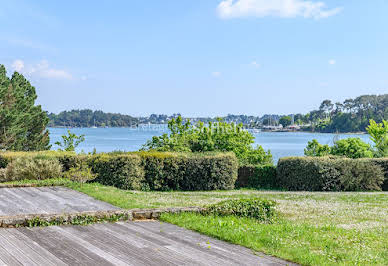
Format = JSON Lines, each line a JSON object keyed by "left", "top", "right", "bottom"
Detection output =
{"left": 277, "top": 156, "right": 385, "bottom": 191}
{"left": 363, "top": 158, "right": 388, "bottom": 191}
{"left": 203, "top": 198, "right": 276, "bottom": 222}
{"left": 0, "top": 151, "right": 238, "bottom": 191}
{"left": 139, "top": 152, "right": 238, "bottom": 191}
{"left": 236, "top": 165, "right": 277, "bottom": 189}
{"left": 90, "top": 154, "right": 144, "bottom": 190}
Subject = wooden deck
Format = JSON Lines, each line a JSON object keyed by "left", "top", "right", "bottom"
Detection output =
{"left": 0, "top": 187, "right": 294, "bottom": 265}
{"left": 0, "top": 187, "right": 120, "bottom": 216}
{"left": 0, "top": 221, "right": 291, "bottom": 265}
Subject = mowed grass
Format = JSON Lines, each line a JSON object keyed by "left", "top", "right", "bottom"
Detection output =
{"left": 69, "top": 182, "right": 388, "bottom": 265}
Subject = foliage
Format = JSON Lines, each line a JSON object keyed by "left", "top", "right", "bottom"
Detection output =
{"left": 26, "top": 213, "right": 129, "bottom": 227}
{"left": 0, "top": 151, "right": 238, "bottom": 191}
{"left": 303, "top": 94, "right": 388, "bottom": 133}
{"left": 203, "top": 199, "right": 276, "bottom": 222}
{"left": 63, "top": 162, "right": 96, "bottom": 184}
{"left": 142, "top": 116, "right": 272, "bottom": 165}
{"left": 48, "top": 109, "right": 138, "bottom": 127}
{"left": 139, "top": 152, "right": 238, "bottom": 191}
{"left": 4, "top": 157, "right": 63, "bottom": 181}
{"left": 367, "top": 119, "right": 388, "bottom": 157}
{"left": 91, "top": 154, "right": 145, "bottom": 190}
{"left": 304, "top": 139, "right": 331, "bottom": 156}
{"left": 0, "top": 168, "right": 6, "bottom": 182}
{"left": 236, "top": 165, "right": 277, "bottom": 189}
{"left": 305, "top": 137, "right": 373, "bottom": 158}
{"left": 330, "top": 138, "right": 374, "bottom": 158}
{"left": 363, "top": 158, "right": 388, "bottom": 191}
{"left": 0, "top": 65, "right": 50, "bottom": 151}
{"left": 279, "top": 116, "right": 292, "bottom": 127}
{"left": 277, "top": 156, "right": 384, "bottom": 191}
{"left": 55, "top": 130, "right": 85, "bottom": 151}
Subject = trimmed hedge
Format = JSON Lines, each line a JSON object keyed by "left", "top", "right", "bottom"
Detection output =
{"left": 363, "top": 158, "right": 388, "bottom": 191}
{"left": 236, "top": 165, "right": 277, "bottom": 189}
{"left": 277, "top": 156, "right": 385, "bottom": 191}
{"left": 90, "top": 154, "right": 144, "bottom": 190}
{"left": 139, "top": 152, "right": 238, "bottom": 191}
{"left": 0, "top": 151, "right": 238, "bottom": 191}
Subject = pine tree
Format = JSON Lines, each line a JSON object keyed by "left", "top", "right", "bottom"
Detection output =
{"left": 0, "top": 65, "right": 50, "bottom": 151}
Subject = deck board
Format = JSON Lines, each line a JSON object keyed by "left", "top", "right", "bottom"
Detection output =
{"left": 0, "top": 222, "right": 293, "bottom": 265}
{"left": 0, "top": 187, "right": 294, "bottom": 265}
{"left": 0, "top": 187, "right": 120, "bottom": 217}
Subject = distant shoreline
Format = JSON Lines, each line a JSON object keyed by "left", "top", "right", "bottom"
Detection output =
{"left": 47, "top": 126, "right": 367, "bottom": 134}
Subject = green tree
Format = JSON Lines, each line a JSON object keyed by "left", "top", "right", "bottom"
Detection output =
{"left": 330, "top": 138, "right": 374, "bottom": 159}
{"left": 279, "top": 116, "right": 292, "bottom": 127}
{"left": 0, "top": 65, "right": 50, "bottom": 151}
{"left": 142, "top": 116, "right": 272, "bottom": 165}
{"left": 304, "top": 138, "right": 373, "bottom": 158}
{"left": 304, "top": 139, "right": 331, "bottom": 156}
{"left": 366, "top": 119, "right": 388, "bottom": 157}
{"left": 55, "top": 130, "right": 85, "bottom": 152}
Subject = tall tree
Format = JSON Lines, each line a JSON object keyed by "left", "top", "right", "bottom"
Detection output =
{"left": 0, "top": 65, "right": 50, "bottom": 151}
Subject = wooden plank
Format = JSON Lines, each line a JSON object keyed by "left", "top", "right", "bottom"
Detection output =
{"left": 117, "top": 222, "right": 235, "bottom": 265}
{"left": 51, "top": 226, "right": 132, "bottom": 266}
{"left": 0, "top": 230, "right": 37, "bottom": 265}
{"left": 90, "top": 223, "right": 202, "bottom": 265}
{"left": 0, "top": 229, "right": 63, "bottom": 265}
{"left": 62, "top": 224, "right": 177, "bottom": 265}
{"left": 18, "top": 226, "right": 116, "bottom": 266}
{"left": 8, "top": 228, "right": 68, "bottom": 266}
{"left": 0, "top": 243, "right": 23, "bottom": 266}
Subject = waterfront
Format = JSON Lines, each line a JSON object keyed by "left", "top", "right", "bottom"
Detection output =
{"left": 49, "top": 127, "right": 371, "bottom": 162}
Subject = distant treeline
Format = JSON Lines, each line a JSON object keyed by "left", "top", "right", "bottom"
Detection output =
{"left": 48, "top": 110, "right": 138, "bottom": 127}
{"left": 302, "top": 94, "right": 388, "bottom": 133}
{"left": 48, "top": 94, "right": 388, "bottom": 132}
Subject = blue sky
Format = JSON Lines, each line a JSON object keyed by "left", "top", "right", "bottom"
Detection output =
{"left": 1, "top": 0, "right": 387, "bottom": 116}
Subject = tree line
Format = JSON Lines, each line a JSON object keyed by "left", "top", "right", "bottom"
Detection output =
{"left": 299, "top": 94, "right": 388, "bottom": 133}
{"left": 48, "top": 110, "right": 138, "bottom": 128}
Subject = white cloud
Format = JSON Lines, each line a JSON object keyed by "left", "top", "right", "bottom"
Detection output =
{"left": 251, "top": 61, "right": 260, "bottom": 68}
{"left": 217, "top": 0, "right": 342, "bottom": 20}
{"left": 328, "top": 59, "right": 336, "bottom": 65}
{"left": 11, "top": 59, "right": 25, "bottom": 72}
{"left": 212, "top": 71, "right": 222, "bottom": 77}
{"left": 14, "top": 59, "right": 73, "bottom": 80}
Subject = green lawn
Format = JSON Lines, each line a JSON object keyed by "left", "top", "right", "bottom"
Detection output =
{"left": 3, "top": 180, "right": 387, "bottom": 265}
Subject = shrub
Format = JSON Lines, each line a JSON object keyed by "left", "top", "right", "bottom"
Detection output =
{"left": 0, "top": 168, "right": 6, "bottom": 182}
{"left": 363, "top": 158, "right": 388, "bottom": 191}
{"left": 204, "top": 199, "right": 276, "bottom": 222}
{"left": 304, "top": 139, "right": 331, "bottom": 157}
{"left": 330, "top": 138, "right": 374, "bottom": 158}
{"left": 5, "top": 157, "right": 63, "bottom": 181}
{"left": 142, "top": 116, "right": 272, "bottom": 165}
{"left": 367, "top": 119, "right": 388, "bottom": 157}
{"left": 304, "top": 138, "right": 373, "bottom": 158}
{"left": 140, "top": 152, "right": 238, "bottom": 191}
{"left": 236, "top": 165, "right": 277, "bottom": 189}
{"left": 277, "top": 157, "right": 384, "bottom": 191}
{"left": 91, "top": 154, "right": 145, "bottom": 190}
{"left": 0, "top": 151, "right": 86, "bottom": 170}
{"left": 0, "top": 151, "right": 239, "bottom": 191}
{"left": 64, "top": 163, "right": 97, "bottom": 184}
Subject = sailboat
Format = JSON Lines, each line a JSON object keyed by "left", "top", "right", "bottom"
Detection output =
{"left": 91, "top": 118, "right": 97, "bottom": 128}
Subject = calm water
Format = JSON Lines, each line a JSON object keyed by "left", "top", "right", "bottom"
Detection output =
{"left": 49, "top": 126, "right": 371, "bottom": 162}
